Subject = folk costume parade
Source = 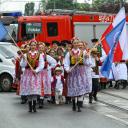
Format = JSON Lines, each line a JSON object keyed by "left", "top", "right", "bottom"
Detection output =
{"left": 13, "top": 34, "right": 128, "bottom": 113}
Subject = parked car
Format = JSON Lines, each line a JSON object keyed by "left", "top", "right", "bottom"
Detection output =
{"left": 0, "top": 42, "right": 18, "bottom": 91}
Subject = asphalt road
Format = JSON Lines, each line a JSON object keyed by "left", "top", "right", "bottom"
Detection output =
{"left": 0, "top": 92, "right": 127, "bottom": 128}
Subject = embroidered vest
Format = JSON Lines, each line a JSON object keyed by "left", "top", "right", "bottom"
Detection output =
{"left": 26, "top": 52, "right": 40, "bottom": 69}
{"left": 51, "top": 75, "right": 65, "bottom": 90}
{"left": 70, "top": 51, "right": 84, "bottom": 66}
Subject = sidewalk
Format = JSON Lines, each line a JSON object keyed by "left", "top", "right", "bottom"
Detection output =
{"left": 100, "top": 87, "right": 128, "bottom": 100}
{"left": 98, "top": 87, "right": 128, "bottom": 111}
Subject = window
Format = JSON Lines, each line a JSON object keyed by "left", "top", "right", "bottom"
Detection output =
{"left": 47, "top": 22, "right": 58, "bottom": 37}
{"left": 21, "top": 22, "right": 41, "bottom": 41}
{"left": 0, "top": 46, "right": 14, "bottom": 59}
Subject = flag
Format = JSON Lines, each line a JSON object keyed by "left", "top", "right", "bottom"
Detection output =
{"left": 101, "top": 18, "right": 126, "bottom": 78}
{"left": 101, "top": 7, "right": 128, "bottom": 62}
{"left": 0, "top": 22, "right": 7, "bottom": 41}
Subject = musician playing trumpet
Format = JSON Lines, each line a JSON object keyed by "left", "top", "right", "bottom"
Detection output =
{"left": 64, "top": 38, "right": 92, "bottom": 112}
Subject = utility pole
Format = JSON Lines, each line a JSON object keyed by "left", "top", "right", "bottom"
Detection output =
{"left": 120, "top": 0, "right": 124, "bottom": 8}
{"left": 53, "top": 0, "right": 56, "bottom": 9}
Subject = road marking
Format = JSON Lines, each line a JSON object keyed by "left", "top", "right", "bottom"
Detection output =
{"left": 106, "top": 114, "right": 128, "bottom": 126}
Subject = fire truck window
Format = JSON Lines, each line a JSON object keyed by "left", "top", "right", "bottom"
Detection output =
{"left": 21, "top": 23, "right": 34, "bottom": 41}
{"left": 47, "top": 22, "right": 58, "bottom": 37}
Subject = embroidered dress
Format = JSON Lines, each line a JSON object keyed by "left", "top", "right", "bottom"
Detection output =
{"left": 64, "top": 49, "right": 92, "bottom": 97}
{"left": 41, "top": 54, "right": 57, "bottom": 96}
{"left": 20, "top": 51, "right": 44, "bottom": 96}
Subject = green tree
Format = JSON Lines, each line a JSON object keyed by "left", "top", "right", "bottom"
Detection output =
{"left": 24, "top": 2, "right": 35, "bottom": 16}
{"left": 45, "top": 0, "right": 74, "bottom": 10}
{"left": 73, "top": 2, "right": 90, "bottom": 11}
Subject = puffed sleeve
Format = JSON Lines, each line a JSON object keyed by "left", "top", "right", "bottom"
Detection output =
{"left": 35, "top": 53, "right": 45, "bottom": 73}
{"left": 83, "top": 51, "right": 92, "bottom": 66}
{"left": 20, "top": 54, "right": 27, "bottom": 68}
{"left": 64, "top": 52, "right": 70, "bottom": 72}
{"left": 47, "top": 55, "right": 57, "bottom": 70}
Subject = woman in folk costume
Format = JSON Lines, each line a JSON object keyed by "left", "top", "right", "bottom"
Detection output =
{"left": 78, "top": 41, "right": 92, "bottom": 104}
{"left": 38, "top": 43, "right": 57, "bottom": 108}
{"left": 16, "top": 44, "right": 30, "bottom": 104}
{"left": 64, "top": 39, "right": 92, "bottom": 112}
{"left": 20, "top": 41, "right": 45, "bottom": 112}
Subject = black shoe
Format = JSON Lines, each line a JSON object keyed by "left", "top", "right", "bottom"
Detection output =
{"left": 94, "top": 96, "right": 98, "bottom": 101}
{"left": 33, "top": 100, "right": 37, "bottom": 112}
{"left": 21, "top": 100, "right": 26, "bottom": 104}
{"left": 39, "top": 99, "right": 44, "bottom": 109}
{"left": 72, "top": 106, "right": 76, "bottom": 111}
{"left": 72, "top": 99, "right": 76, "bottom": 111}
{"left": 28, "top": 101, "right": 32, "bottom": 112}
{"left": 77, "top": 101, "right": 82, "bottom": 112}
{"left": 89, "top": 94, "right": 92, "bottom": 103}
{"left": 21, "top": 96, "right": 27, "bottom": 104}
{"left": 78, "top": 107, "right": 81, "bottom": 112}
{"left": 65, "top": 101, "right": 68, "bottom": 104}
{"left": 122, "top": 85, "right": 126, "bottom": 89}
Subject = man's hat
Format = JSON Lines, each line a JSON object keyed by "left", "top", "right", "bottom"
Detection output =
{"left": 91, "top": 38, "right": 99, "bottom": 43}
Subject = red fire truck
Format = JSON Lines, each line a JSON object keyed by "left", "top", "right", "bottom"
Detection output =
{"left": 17, "top": 11, "right": 128, "bottom": 47}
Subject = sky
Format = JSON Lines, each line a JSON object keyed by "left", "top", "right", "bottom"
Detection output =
{"left": 0, "top": 0, "right": 92, "bottom": 13}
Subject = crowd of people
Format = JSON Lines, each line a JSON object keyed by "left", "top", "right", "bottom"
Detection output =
{"left": 13, "top": 37, "right": 128, "bottom": 113}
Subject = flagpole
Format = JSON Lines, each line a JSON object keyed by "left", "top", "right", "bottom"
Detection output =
{"left": 7, "top": 32, "right": 35, "bottom": 72}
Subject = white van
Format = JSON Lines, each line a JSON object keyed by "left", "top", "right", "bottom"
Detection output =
{"left": 0, "top": 42, "right": 18, "bottom": 91}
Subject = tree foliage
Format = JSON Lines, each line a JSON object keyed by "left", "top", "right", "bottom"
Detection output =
{"left": 45, "top": 0, "right": 74, "bottom": 10}
{"left": 24, "top": 2, "right": 35, "bottom": 16}
{"left": 40, "top": 0, "right": 128, "bottom": 13}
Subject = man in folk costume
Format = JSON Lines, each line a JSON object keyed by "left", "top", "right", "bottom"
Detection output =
{"left": 38, "top": 43, "right": 57, "bottom": 108}
{"left": 91, "top": 39, "right": 107, "bottom": 89}
{"left": 89, "top": 48, "right": 100, "bottom": 103}
{"left": 64, "top": 39, "right": 92, "bottom": 112}
{"left": 20, "top": 41, "right": 45, "bottom": 112}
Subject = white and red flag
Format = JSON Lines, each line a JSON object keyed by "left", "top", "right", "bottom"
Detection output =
{"left": 101, "top": 7, "right": 128, "bottom": 62}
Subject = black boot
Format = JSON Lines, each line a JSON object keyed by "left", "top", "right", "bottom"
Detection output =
{"left": 72, "top": 99, "right": 76, "bottom": 111}
{"left": 108, "top": 81, "right": 113, "bottom": 88}
{"left": 39, "top": 99, "right": 44, "bottom": 109}
{"left": 65, "top": 97, "right": 69, "bottom": 104}
{"left": 122, "top": 80, "right": 127, "bottom": 89}
{"left": 33, "top": 100, "right": 37, "bottom": 112}
{"left": 89, "top": 93, "right": 92, "bottom": 103}
{"left": 28, "top": 101, "right": 32, "bottom": 112}
{"left": 21, "top": 96, "right": 27, "bottom": 104}
{"left": 93, "top": 92, "right": 98, "bottom": 101}
{"left": 77, "top": 101, "right": 82, "bottom": 112}
{"left": 104, "top": 83, "right": 106, "bottom": 89}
